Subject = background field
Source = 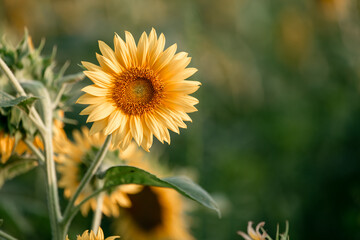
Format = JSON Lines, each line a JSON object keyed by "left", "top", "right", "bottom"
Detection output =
{"left": 1, "top": 0, "right": 360, "bottom": 239}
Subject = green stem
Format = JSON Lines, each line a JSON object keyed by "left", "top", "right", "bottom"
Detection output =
{"left": 24, "top": 138, "right": 45, "bottom": 162}
{"left": 0, "top": 57, "right": 46, "bottom": 132}
{"left": 61, "top": 135, "right": 112, "bottom": 233}
{"left": 0, "top": 58, "right": 26, "bottom": 96}
{"left": 42, "top": 129, "right": 63, "bottom": 240}
{"left": 52, "top": 83, "right": 67, "bottom": 110}
{"left": 0, "top": 230, "right": 18, "bottom": 240}
{"left": 91, "top": 191, "right": 104, "bottom": 233}
{"left": 40, "top": 89, "right": 62, "bottom": 240}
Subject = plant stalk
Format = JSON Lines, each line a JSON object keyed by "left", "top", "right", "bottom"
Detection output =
{"left": 39, "top": 88, "right": 63, "bottom": 239}
{"left": 0, "top": 230, "right": 18, "bottom": 240}
{"left": 91, "top": 191, "right": 105, "bottom": 233}
{"left": 61, "top": 135, "right": 112, "bottom": 235}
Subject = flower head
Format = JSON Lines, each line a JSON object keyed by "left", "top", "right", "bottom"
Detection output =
{"left": 238, "top": 221, "right": 268, "bottom": 240}
{"left": 56, "top": 127, "right": 141, "bottom": 217}
{"left": 77, "top": 28, "right": 200, "bottom": 151}
{"left": 66, "top": 227, "right": 119, "bottom": 240}
{"left": 113, "top": 156, "right": 194, "bottom": 240}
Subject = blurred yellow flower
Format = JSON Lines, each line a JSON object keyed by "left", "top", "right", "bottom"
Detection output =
{"left": 55, "top": 127, "right": 142, "bottom": 217}
{"left": 113, "top": 157, "right": 194, "bottom": 240}
{"left": 77, "top": 28, "right": 200, "bottom": 151}
{"left": 0, "top": 130, "right": 42, "bottom": 164}
{"left": 317, "top": 0, "right": 349, "bottom": 20}
{"left": 0, "top": 110, "right": 65, "bottom": 164}
{"left": 66, "top": 227, "right": 119, "bottom": 240}
{"left": 238, "top": 221, "right": 268, "bottom": 240}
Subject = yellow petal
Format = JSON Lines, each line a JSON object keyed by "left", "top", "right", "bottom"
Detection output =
{"left": 104, "top": 110, "right": 124, "bottom": 135}
{"left": 140, "top": 124, "right": 153, "bottom": 152}
{"left": 81, "top": 61, "right": 101, "bottom": 71}
{"left": 130, "top": 115, "right": 143, "bottom": 145}
{"left": 81, "top": 85, "right": 108, "bottom": 96}
{"left": 87, "top": 102, "right": 115, "bottom": 122}
{"left": 80, "top": 104, "right": 98, "bottom": 115}
{"left": 165, "top": 80, "right": 201, "bottom": 94}
{"left": 89, "top": 118, "right": 108, "bottom": 135}
{"left": 168, "top": 67, "right": 198, "bottom": 82}
{"left": 96, "top": 53, "right": 121, "bottom": 74}
{"left": 148, "top": 33, "right": 165, "bottom": 66}
{"left": 96, "top": 227, "right": 104, "bottom": 239}
{"left": 83, "top": 71, "right": 112, "bottom": 88}
{"left": 77, "top": 94, "right": 107, "bottom": 105}
{"left": 98, "top": 41, "right": 119, "bottom": 68}
{"left": 114, "top": 33, "right": 130, "bottom": 69}
{"left": 137, "top": 31, "right": 149, "bottom": 66}
{"left": 154, "top": 109, "right": 179, "bottom": 134}
{"left": 152, "top": 43, "right": 177, "bottom": 73}
{"left": 125, "top": 31, "right": 138, "bottom": 66}
{"left": 144, "top": 113, "right": 163, "bottom": 143}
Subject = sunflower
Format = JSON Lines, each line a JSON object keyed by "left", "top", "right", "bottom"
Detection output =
{"left": 66, "top": 227, "right": 119, "bottom": 240}
{"left": 77, "top": 28, "right": 200, "bottom": 151}
{"left": 55, "top": 127, "right": 141, "bottom": 217}
{"left": 112, "top": 157, "right": 194, "bottom": 240}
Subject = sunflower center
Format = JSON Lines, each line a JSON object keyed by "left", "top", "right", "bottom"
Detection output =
{"left": 111, "top": 67, "right": 164, "bottom": 115}
{"left": 126, "top": 186, "right": 163, "bottom": 231}
{"left": 128, "top": 79, "right": 153, "bottom": 102}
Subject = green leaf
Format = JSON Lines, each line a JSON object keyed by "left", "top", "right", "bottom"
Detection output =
{"left": 99, "top": 165, "right": 220, "bottom": 216}
{"left": 0, "top": 91, "right": 38, "bottom": 112}
{"left": 0, "top": 158, "right": 38, "bottom": 188}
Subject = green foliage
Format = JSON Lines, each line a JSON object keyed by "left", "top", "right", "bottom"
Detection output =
{"left": 0, "top": 158, "right": 38, "bottom": 188}
{"left": 99, "top": 165, "right": 220, "bottom": 216}
{"left": 0, "top": 90, "right": 38, "bottom": 136}
{"left": 270, "top": 221, "right": 289, "bottom": 240}
{"left": 0, "top": 91, "right": 38, "bottom": 111}
{"left": 0, "top": 30, "right": 84, "bottom": 113}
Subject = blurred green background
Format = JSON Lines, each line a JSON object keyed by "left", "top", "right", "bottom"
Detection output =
{"left": 1, "top": 0, "right": 360, "bottom": 239}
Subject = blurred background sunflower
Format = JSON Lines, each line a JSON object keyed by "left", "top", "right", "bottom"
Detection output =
{"left": 1, "top": 0, "right": 360, "bottom": 239}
